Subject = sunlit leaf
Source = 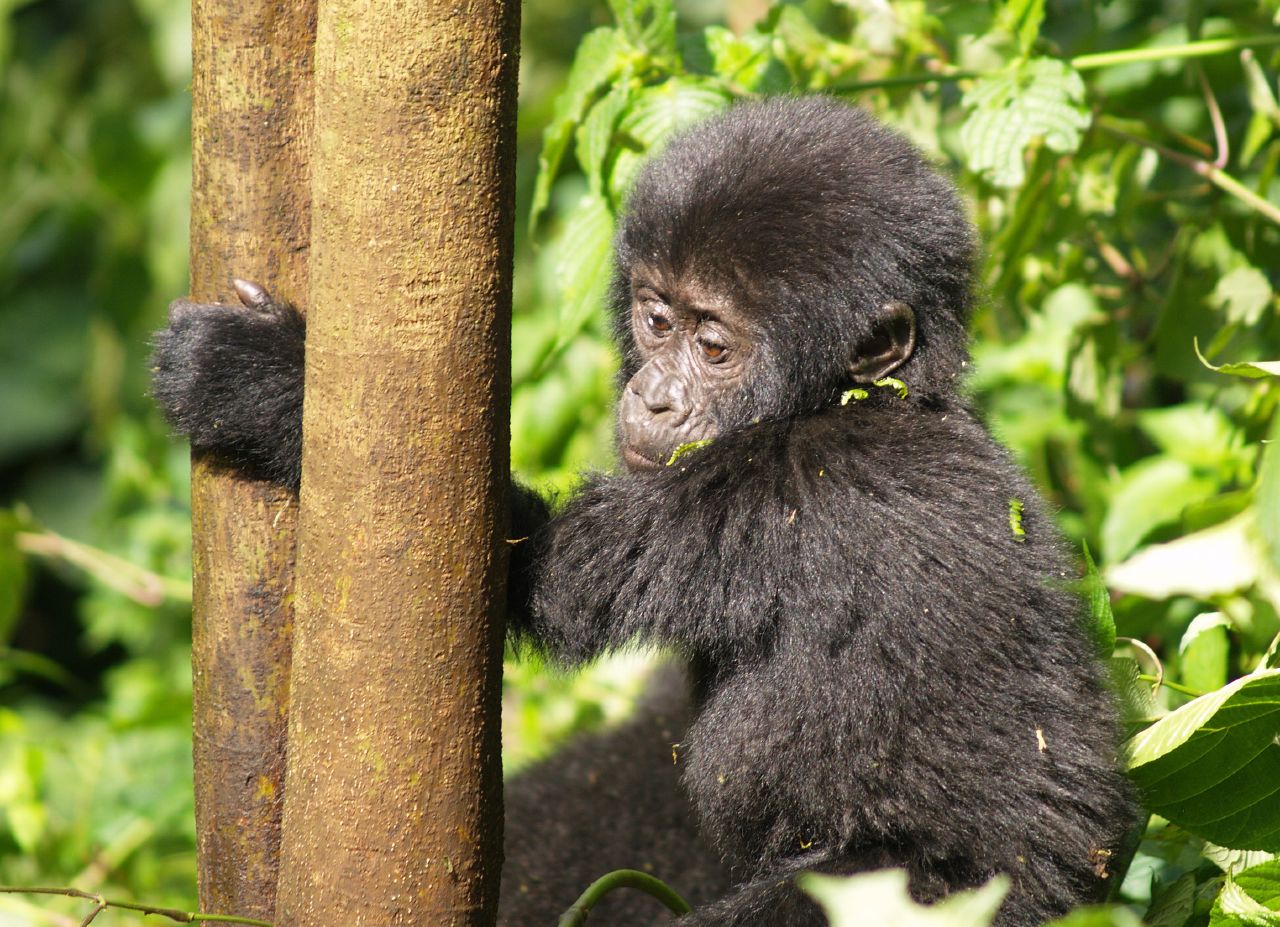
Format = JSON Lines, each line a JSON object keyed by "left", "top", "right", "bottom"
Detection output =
{"left": 1108, "top": 512, "right": 1263, "bottom": 600}
{"left": 1211, "top": 266, "right": 1274, "bottom": 327}
{"left": 993, "top": 0, "right": 1045, "bottom": 57}
{"left": 617, "top": 78, "right": 732, "bottom": 153}
{"left": 1110, "top": 658, "right": 1156, "bottom": 723}
{"left": 576, "top": 80, "right": 634, "bottom": 199}
{"left": 1195, "top": 339, "right": 1280, "bottom": 380}
{"left": 703, "top": 26, "right": 778, "bottom": 91}
{"left": 1045, "top": 905, "right": 1147, "bottom": 927}
{"left": 1126, "top": 669, "right": 1280, "bottom": 851}
{"left": 801, "top": 868, "right": 1008, "bottom": 927}
{"left": 1180, "top": 612, "right": 1231, "bottom": 694}
{"left": 608, "top": 0, "right": 676, "bottom": 59}
{"left": 960, "top": 58, "right": 1091, "bottom": 187}
{"left": 1210, "top": 860, "right": 1280, "bottom": 927}
{"left": 1257, "top": 413, "right": 1280, "bottom": 575}
{"left": 1101, "top": 458, "right": 1217, "bottom": 562}
{"left": 530, "top": 28, "right": 632, "bottom": 232}
{"left": 550, "top": 193, "right": 616, "bottom": 352}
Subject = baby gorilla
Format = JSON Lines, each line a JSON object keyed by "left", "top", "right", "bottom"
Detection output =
{"left": 153, "top": 96, "right": 1137, "bottom": 927}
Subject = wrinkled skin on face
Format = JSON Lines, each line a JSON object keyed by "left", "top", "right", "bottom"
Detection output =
{"left": 617, "top": 270, "right": 755, "bottom": 472}
{"left": 616, "top": 269, "right": 919, "bottom": 474}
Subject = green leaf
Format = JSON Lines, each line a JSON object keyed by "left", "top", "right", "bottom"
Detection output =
{"left": 6, "top": 799, "right": 45, "bottom": 852}
{"left": 602, "top": 78, "right": 730, "bottom": 205}
{"left": 993, "top": 0, "right": 1045, "bottom": 57}
{"left": 1110, "top": 657, "right": 1156, "bottom": 723}
{"left": 1144, "top": 873, "right": 1197, "bottom": 927}
{"left": 1126, "top": 668, "right": 1280, "bottom": 850}
{"left": 1082, "top": 542, "right": 1116, "bottom": 659}
{"left": 1256, "top": 413, "right": 1280, "bottom": 575}
{"left": 1204, "top": 843, "right": 1277, "bottom": 876}
{"left": 617, "top": 78, "right": 732, "bottom": 154}
{"left": 703, "top": 26, "right": 777, "bottom": 91}
{"left": 576, "top": 79, "right": 634, "bottom": 199}
{"left": 960, "top": 58, "right": 1091, "bottom": 188}
{"left": 1180, "top": 612, "right": 1231, "bottom": 694}
{"left": 1211, "top": 267, "right": 1274, "bottom": 327}
{"left": 1108, "top": 511, "right": 1263, "bottom": 601}
{"left": 551, "top": 193, "right": 616, "bottom": 352}
{"left": 1101, "top": 457, "right": 1218, "bottom": 562}
{"left": 1045, "top": 905, "right": 1147, "bottom": 927}
{"left": 801, "top": 868, "right": 1009, "bottom": 927}
{"left": 1211, "top": 860, "right": 1280, "bottom": 927}
{"left": 0, "top": 510, "right": 28, "bottom": 643}
{"left": 1138, "top": 403, "right": 1246, "bottom": 473}
{"left": 1242, "top": 51, "right": 1280, "bottom": 166}
{"left": 529, "top": 28, "right": 632, "bottom": 232}
{"left": 1194, "top": 340, "right": 1280, "bottom": 380}
{"left": 608, "top": 0, "right": 676, "bottom": 59}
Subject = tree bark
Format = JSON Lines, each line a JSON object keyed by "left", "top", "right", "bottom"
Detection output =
{"left": 187, "top": 2, "right": 314, "bottom": 920}
{"left": 274, "top": 0, "right": 519, "bottom": 923}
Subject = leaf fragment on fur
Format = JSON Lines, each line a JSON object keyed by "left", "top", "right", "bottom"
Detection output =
{"left": 873, "top": 376, "right": 909, "bottom": 398}
{"left": 666, "top": 439, "right": 713, "bottom": 465}
{"left": 1009, "top": 498, "right": 1026, "bottom": 541}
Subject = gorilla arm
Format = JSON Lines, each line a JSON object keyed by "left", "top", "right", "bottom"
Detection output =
{"left": 505, "top": 426, "right": 807, "bottom": 668}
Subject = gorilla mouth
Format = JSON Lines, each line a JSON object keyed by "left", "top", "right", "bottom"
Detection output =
{"left": 622, "top": 445, "right": 663, "bottom": 473}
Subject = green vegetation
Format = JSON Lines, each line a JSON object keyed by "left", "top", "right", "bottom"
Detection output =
{"left": 1, "top": 0, "right": 1279, "bottom": 922}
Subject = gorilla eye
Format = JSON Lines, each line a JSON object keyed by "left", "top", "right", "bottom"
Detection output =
{"left": 649, "top": 313, "right": 673, "bottom": 334}
{"left": 699, "top": 338, "right": 727, "bottom": 361}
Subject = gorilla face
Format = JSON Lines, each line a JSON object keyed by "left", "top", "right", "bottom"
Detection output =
{"left": 617, "top": 268, "right": 756, "bottom": 472}
{"left": 615, "top": 263, "right": 918, "bottom": 474}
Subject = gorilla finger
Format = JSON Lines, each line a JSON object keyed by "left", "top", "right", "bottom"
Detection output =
{"left": 233, "top": 278, "right": 273, "bottom": 311}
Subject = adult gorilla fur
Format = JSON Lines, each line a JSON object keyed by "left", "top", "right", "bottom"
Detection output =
{"left": 151, "top": 96, "right": 1137, "bottom": 927}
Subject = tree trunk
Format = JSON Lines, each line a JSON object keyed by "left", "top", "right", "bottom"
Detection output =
{"left": 187, "top": 1, "right": 314, "bottom": 920}
{"left": 274, "top": 0, "right": 519, "bottom": 923}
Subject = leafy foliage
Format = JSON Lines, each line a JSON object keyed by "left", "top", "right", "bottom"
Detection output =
{"left": 1, "top": 0, "right": 1280, "bottom": 923}
{"left": 801, "top": 869, "right": 1008, "bottom": 927}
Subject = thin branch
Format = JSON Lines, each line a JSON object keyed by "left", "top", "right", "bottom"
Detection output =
{"left": 1097, "top": 118, "right": 1280, "bottom": 226}
{"left": 1197, "top": 65, "right": 1229, "bottom": 169}
{"left": 0, "top": 888, "right": 272, "bottom": 927}
{"left": 557, "top": 870, "right": 691, "bottom": 927}
{"left": 1205, "top": 166, "right": 1280, "bottom": 226}
{"left": 16, "top": 530, "right": 191, "bottom": 606}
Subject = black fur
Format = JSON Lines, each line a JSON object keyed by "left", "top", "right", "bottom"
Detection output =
{"left": 152, "top": 296, "right": 305, "bottom": 489}
{"left": 151, "top": 96, "right": 1136, "bottom": 927}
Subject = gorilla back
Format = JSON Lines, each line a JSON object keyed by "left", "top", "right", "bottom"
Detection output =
{"left": 151, "top": 96, "right": 1137, "bottom": 927}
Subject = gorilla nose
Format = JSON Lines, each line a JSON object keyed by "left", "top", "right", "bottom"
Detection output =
{"left": 630, "top": 381, "right": 692, "bottom": 425}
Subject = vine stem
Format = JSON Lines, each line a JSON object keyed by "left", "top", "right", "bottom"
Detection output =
{"left": 833, "top": 33, "right": 1280, "bottom": 93}
{"left": 1071, "top": 34, "right": 1280, "bottom": 70}
{"left": 557, "top": 870, "right": 691, "bottom": 926}
{"left": 1137, "top": 674, "right": 1206, "bottom": 699}
{"left": 0, "top": 888, "right": 272, "bottom": 927}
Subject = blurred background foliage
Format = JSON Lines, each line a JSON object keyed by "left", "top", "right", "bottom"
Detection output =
{"left": 0, "top": 0, "right": 1279, "bottom": 923}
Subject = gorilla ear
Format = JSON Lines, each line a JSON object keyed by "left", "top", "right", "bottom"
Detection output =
{"left": 849, "top": 300, "right": 916, "bottom": 383}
